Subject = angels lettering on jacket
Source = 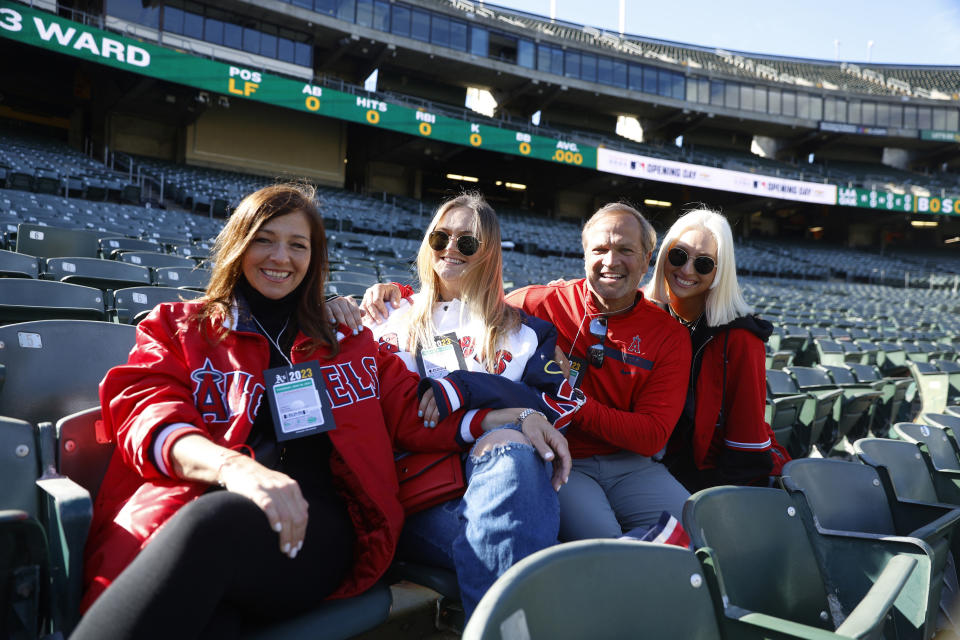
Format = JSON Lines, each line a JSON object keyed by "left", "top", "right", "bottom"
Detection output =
{"left": 189, "top": 356, "right": 380, "bottom": 422}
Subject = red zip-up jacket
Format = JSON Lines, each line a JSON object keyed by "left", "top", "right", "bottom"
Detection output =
{"left": 506, "top": 280, "right": 691, "bottom": 459}
{"left": 82, "top": 300, "right": 466, "bottom": 611}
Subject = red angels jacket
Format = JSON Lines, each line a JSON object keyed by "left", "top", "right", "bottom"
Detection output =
{"left": 82, "top": 300, "right": 465, "bottom": 611}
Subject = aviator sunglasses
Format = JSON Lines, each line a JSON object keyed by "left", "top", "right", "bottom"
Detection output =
{"left": 428, "top": 230, "right": 481, "bottom": 256}
{"left": 667, "top": 247, "right": 716, "bottom": 275}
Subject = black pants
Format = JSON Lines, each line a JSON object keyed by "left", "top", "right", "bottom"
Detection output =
{"left": 70, "top": 488, "right": 354, "bottom": 640}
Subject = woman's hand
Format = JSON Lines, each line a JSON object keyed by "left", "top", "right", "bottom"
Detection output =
{"left": 325, "top": 295, "right": 364, "bottom": 334}
{"left": 218, "top": 454, "right": 309, "bottom": 559}
{"left": 479, "top": 409, "right": 572, "bottom": 491}
{"left": 520, "top": 412, "right": 572, "bottom": 491}
{"left": 169, "top": 434, "right": 308, "bottom": 559}
{"left": 360, "top": 283, "right": 403, "bottom": 324}
{"left": 419, "top": 388, "right": 439, "bottom": 428}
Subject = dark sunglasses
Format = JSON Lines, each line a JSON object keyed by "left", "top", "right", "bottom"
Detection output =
{"left": 428, "top": 230, "right": 481, "bottom": 256}
{"left": 667, "top": 247, "right": 716, "bottom": 275}
{"left": 587, "top": 317, "right": 607, "bottom": 368}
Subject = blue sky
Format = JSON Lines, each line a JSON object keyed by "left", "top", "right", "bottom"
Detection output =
{"left": 488, "top": 0, "right": 960, "bottom": 66}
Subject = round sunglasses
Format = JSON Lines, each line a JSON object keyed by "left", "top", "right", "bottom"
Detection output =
{"left": 428, "top": 230, "right": 481, "bottom": 256}
{"left": 667, "top": 247, "right": 716, "bottom": 275}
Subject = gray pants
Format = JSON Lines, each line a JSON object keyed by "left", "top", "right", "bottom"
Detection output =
{"left": 558, "top": 451, "right": 690, "bottom": 541}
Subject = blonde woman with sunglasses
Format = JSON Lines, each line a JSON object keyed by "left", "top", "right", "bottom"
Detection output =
{"left": 643, "top": 208, "right": 789, "bottom": 493}
{"left": 327, "top": 192, "right": 583, "bottom": 619}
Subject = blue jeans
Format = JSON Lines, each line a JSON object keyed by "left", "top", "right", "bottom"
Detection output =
{"left": 398, "top": 430, "right": 559, "bottom": 619}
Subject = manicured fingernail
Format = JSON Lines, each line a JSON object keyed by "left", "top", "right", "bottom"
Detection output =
{"left": 545, "top": 452, "right": 555, "bottom": 460}
{"left": 274, "top": 523, "right": 283, "bottom": 532}
{"left": 352, "top": 328, "right": 358, "bottom": 335}
{"left": 297, "top": 541, "right": 304, "bottom": 552}
{"left": 418, "top": 410, "right": 423, "bottom": 417}
{"left": 283, "top": 543, "right": 291, "bottom": 553}
{"left": 290, "top": 547, "right": 299, "bottom": 559}
{"left": 429, "top": 420, "right": 436, "bottom": 428}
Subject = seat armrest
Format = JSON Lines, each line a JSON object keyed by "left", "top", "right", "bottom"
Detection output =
{"left": 834, "top": 555, "right": 916, "bottom": 639}
{"left": 730, "top": 608, "right": 844, "bottom": 640}
{"left": 36, "top": 476, "right": 92, "bottom": 635}
{"left": 905, "top": 505, "right": 960, "bottom": 541}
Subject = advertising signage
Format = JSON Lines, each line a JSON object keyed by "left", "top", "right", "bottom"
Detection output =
{"left": 596, "top": 148, "right": 837, "bottom": 205}
{"left": 0, "top": 1, "right": 592, "bottom": 169}
{"left": 837, "top": 187, "right": 960, "bottom": 216}
{"left": 920, "top": 130, "right": 960, "bottom": 143}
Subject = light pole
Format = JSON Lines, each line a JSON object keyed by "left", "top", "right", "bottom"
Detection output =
{"left": 867, "top": 40, "right": 874, "bottom": 63}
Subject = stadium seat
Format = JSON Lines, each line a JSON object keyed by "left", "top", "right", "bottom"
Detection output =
{"left": 45, "top": 257, "right": 152, "bottom": 291}
{"left": 0, "top": 320, "right": 136, "bottom": 426}
{"left": 462, "top": 540, "right": 723, "bottom": 640}
{"left": 784, "top": 367, "right": 845, "bottom": 455}
{"left": 0, "top": 249, "right": 39, "bottom": 278}
{"left": 766, "top": 369, "right": 822, "bottom": 458}
{"left": 329, "top": 271, "right": 379, "bottom": 288}
{"left": 782, "top": 458, "right": 960, "bottom": 640}
{"left": 894, "top": 422, "right": 960, "bottom": 472}
{"left": 906, "top": 361, "right": 949, "bottom": 420}
{"left": 327, "top": 282, "right": 369, "bottom": 299}
{"left": 118, "top": 251, "right": 197, "bottom": 269}
{"left": 683, "top": 485, "right": 918, "bottom": 640}
{"left": 933, "top": 360, "right": 960, "bottom": 404}
{"left": 153, "top": 266, "right": 210, "bottom": 291}
{"left": 848, "top": 363, "right": 910, "bottom": 437}
{"left": 15, "top": 224, "right": 101, "bottom": 259}
{"left": 874, "top": 342, "right": 908, "bottom": 376}
{"left": 820, "top": 365, "right": 883, "bottom": 442}
{"left": 854, "top": 438, "right": 960, "bottom": 508}
{"left": 98, "top": 237, "right": 163, "bottom": 259}
{"left": 814, "top": 339, "right": 846, "bottom": 366}
{"left": 0, "top": 279, "right": 106, "bottom": 324}
{"left": 112, "top": 286, "right": 202, "bottom": 324}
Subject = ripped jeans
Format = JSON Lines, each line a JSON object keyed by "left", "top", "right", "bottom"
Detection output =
{"left": 398, "top": 426, "right": 560, "bottom": 619}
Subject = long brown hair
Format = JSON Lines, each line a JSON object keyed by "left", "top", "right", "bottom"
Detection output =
{"left": 195, "top": 183, "right": 337, "bottom": 355}
{"left": 406, "top": 192, "right": 521, "bottom": 372}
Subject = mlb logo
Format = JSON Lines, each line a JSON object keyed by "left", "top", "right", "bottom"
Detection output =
{"left": 630, "top": 161, "right": 637, "bottom": 170}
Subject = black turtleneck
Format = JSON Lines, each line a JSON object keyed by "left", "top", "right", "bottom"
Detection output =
{"left": 237, "top": 278, "right": 335, "bottom": 488}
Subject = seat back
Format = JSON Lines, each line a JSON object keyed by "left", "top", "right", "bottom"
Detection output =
{"left": 153, "top": 267, "right": 210, "bottom": 291}
{"left": 462, "top": 540, "right": 721, "bottom": 640}
{"left": 112, "top": 286, "right": 202, "bottom": 324}
{"left": 683, "top": 486, "right": 832, "bottom": 630}
{"left": 0, "top": 249, "right": 39, "bottom": 278}
{"left": 45, "top": 257, "right": 152, "bottom": 291}
{"left": 814, "top": 339, "right": 845, "bottom": 366}
{"left": 894, "top": 422, "right": 960, "bottom": 472}
{"left": 0, "top": 417, "right": 40, "bottom": 517}
{"left": 119, "top": 252, "right": 196, "bottom": 269}
{"left": 0, "top": 511, "right": 50, "bottom": 640}
{"left": 0, "top": 321, "right": 136, "bottom": 426}
{"left": 16, "top": 224, "right": 100, "bottom": 259}
{"left": 854, "top": 438, "right": 940, "bottom": 504}
{"left": 56, "top": 408, "right": 114, "bottom": 500}
{"left": 907, "top": 361, "right": 949, "bottom": 417}
{"left": 781, "top": 458, "right": 897, "bottom": 535}
{"left": 0, "top": 279, "right": 106, "bottom": 324}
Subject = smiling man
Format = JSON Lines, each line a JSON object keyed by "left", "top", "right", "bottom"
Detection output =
{"left": 505, "top": 202, "right": 692, "bottom": 540}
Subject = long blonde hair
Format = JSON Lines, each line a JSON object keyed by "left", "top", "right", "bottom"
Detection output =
{"left": 405, "top": 193, "right": 521, "bottom": 373}
{"left": 644, "top": 208, "right": 752, "bottom": 327}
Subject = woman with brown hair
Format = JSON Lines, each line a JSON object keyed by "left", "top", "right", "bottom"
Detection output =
{"left": 71, "top": 183, "right": 536, "bottom": 639}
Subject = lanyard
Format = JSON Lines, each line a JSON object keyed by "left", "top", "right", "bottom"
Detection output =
{"left": 249, "top": 314, "right": 293, "bottom": 367}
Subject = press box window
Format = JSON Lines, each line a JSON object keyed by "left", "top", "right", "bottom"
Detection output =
{"left": 489, "top": 31, "right": 518, "bottom": 63}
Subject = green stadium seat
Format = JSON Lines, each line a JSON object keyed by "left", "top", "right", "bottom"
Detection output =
{"left": 848, "top": 363, "right": 910, "bottom": 437}
{"left": 895, "top": 422, "right": 960, "bottom": 474}
{"left": 153, "top": 266, "right": 210, "bottom": 291}
{"left": 0, "top": 249, "right": 39, "bottom": 278}
{"left": 462, "top": 540, "right": 723, "bottom": 640}
{"left": 907, "top": 362, "right": 949, "bottom": 420}
{"left": 112, "top": 286, "right": 202, "bottom": 324}
{"left": 684, "top": 485, "right": 918, "bottom": 640}
{"left": 766, "top": 369, "right": 823, "bottom": 458}
{"left": 118, "top": 251, "right": 196, "bottom": 270}
{"left": 854, "top": 438, "right": 960, "bottom": 508}
{"left": 0, "top": 320, "right": 136, "bottom": 426}
{"left": 814, "top": 339, "right": 846, "bottom": 366}
{"left": 0, "top": 510, "right": 50, "bottom": 640}
{"left": 783, "top": 458, "right": 960, "bottom": 640}
{"left": 45, "top": 257, "right": 152, "bottom": 291}
{"left": 0, "top": 279, "right": 106, "bottom": 324}
{"left": 820, "top": 365, "right": 883, "bottom": 442}
{"left": 98, "top": 237, "right": 163, "bottom": 259}
{"left": 15, "top": 224, "right": 100, "bottom": 259}
{"left": 784, "top": 366, "right": 845, "bottom": 455}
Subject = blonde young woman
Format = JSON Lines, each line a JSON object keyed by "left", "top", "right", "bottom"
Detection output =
{"left": 327, "top": 192, "right": 582, "bottom": 617}
{"left": 643, "top": 208, "right": 789, "bottom": 493}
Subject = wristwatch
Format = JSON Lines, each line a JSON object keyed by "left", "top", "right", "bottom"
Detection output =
{"left": 516, "top": 408, "right": 547, "bottom": 427}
